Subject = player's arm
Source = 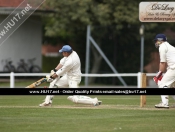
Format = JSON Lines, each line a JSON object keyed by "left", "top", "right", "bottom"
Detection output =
{"left": 159, "top": 62, "right": 167, "bottom": 72}
{"left": 51, "top": 61, "right": 72, "bottom": 79}
{"left": 153, "top": 45, "right": 167, "bottom": 84}
{"left": 46, "top": 58, "right": 65, "bottom": 82}
{"left": 159, "top": 44, "right": 167, "bottom": 72}
{"left": 153, "top": 62, "right": 167, "bottom": 84}
{"left": 50, "top": 58, "right": 70, "bottom": 79}
{"left": 55, "top": 63, "right": 63, "bottom": 71}
{"left": 49, "top": 63, "right": 63, "bottom": 79}
{"left": 48, "top": 64, "right": 62, "bottom": 80}
{"left": 53, "top": 57, "right": 65, "bottom": 72}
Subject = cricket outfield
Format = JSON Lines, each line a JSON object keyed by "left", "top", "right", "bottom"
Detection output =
{"left": 0, "top": 95, "right": 175, "bottom": 132}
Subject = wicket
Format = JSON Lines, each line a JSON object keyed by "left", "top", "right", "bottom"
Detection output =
{"left": 140, "top": 73, "right": 147, "bottom": 107}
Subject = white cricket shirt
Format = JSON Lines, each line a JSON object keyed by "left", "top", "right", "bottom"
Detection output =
{"left": 159, "top": 42, "right": 175, "bottom": 67}
{"left": 56, "top": 51, "right": 81, "bottom": 80}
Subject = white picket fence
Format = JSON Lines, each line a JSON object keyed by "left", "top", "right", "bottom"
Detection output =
{"left": 0, "top": 72, "right": 157, "bottom": 88}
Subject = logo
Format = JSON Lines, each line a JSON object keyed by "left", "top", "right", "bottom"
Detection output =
{"left": 139, "top": 2, "right": 175, "bottom": 22}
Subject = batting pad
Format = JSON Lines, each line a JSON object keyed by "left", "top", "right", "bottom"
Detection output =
{"left": 67, "top": 95, "right": 98, "bottom": 105}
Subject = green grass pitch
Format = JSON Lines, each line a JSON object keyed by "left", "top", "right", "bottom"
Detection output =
{"left": 0, "top": 95, "right": 175, "bottom": 132}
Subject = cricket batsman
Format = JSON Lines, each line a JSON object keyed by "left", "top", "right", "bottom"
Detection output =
{"left": 39, "top": 45, "right": 102, "bottom": 107}
{"left": 153, "top": 34, "right": 175, "bottom": 108}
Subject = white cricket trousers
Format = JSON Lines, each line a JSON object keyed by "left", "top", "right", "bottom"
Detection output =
{"left": 67, "top": 95, "right": 99, "bottom": 105}
{"left": 158, "top": 68, "right": 175, "bottom": 105}
{"left": 44, "top": 75, "right": 81, "bottom": 104}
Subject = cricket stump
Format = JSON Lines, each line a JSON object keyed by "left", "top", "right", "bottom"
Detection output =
{"left": 140, "top": 73, "right": 147, "bottom": 107}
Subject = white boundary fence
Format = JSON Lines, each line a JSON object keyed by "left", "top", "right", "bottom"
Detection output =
{"left": 0, "top": 72, "right": 157, "bottom": 88}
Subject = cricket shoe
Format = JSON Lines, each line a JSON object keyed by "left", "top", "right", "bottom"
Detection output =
{"left": 98, "top": 101, "right": 102, "bottom": 105}
{"left": 94, "top": 97, "right": 102, "bottom": 106}
{"left": 155, "top": 102, "right": 169, "bottom": 109}
{"left": 39, "top": 102, "right": 52, "bottom": 107}
{"left": 94, "top": 101, "right": 102, "bottom": 106}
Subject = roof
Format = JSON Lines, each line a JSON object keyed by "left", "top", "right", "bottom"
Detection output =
{"left": 42, "top": 45, "right": 63, "bottom": 56}
{"left": 0, "top": 0, "right": 24, "bottom": 7}
{"left": 0, "top": 0, "right": 55, "bottom": 15}
{"left": 0, "top": 7, "right": 55, "bottom": 15}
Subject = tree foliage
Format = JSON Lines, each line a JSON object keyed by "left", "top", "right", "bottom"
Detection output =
{"left": 41, "top": 0, "right": 175, "bottom": 85}
{"left": 42, "top": 0, "right": 140, "bottom": 35}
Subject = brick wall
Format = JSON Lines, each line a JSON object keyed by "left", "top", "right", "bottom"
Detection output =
{"left": 42, "top": 45, "right": 63, "bottom": 56}
{"left": 0, "top": 0, "right": 24, "bottom": 7}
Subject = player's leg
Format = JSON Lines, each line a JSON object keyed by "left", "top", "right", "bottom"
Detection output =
{"left": 39, "top": 75, "right": 70, "bottom": 107}
{"left": 55, "top": 75, "right": 69, "bottom": 88}
{"left": 39, "top": 78, "right": 60, "bottom": 107}
{"left": 155, "top": 69, "right": 175, "bottom": 108}
{"left": 68, "top": 79, "right": 81, "bottom": 88}
{"left": 67, "top": 95, "right": 102, "bottom": 106}
{"left": 67, "top": 79, "right": 102, "bottom": 106}
{"left": 168, "top": 76, "right": 175, "bottom": 107}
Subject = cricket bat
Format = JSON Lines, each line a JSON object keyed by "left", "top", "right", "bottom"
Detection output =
{"left": 25, "top": 78, "right": 47, "bottom": 88}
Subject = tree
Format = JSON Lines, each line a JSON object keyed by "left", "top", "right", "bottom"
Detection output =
{"left": 41, "top": 0, "right": 175, "bottom": 85}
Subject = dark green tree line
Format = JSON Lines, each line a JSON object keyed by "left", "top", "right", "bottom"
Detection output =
{"left": 41, "top": 0, "right": 175, "bottom": 85}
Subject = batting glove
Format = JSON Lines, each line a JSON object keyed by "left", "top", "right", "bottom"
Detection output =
{"left": 50, "top": 70, "right": 55, "bottom": 76}
{"left": 153, "top": 71, "right": 163, "bottom": 84}
{"left": 46, "top": 75, "right": 53, "bottom": 83}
